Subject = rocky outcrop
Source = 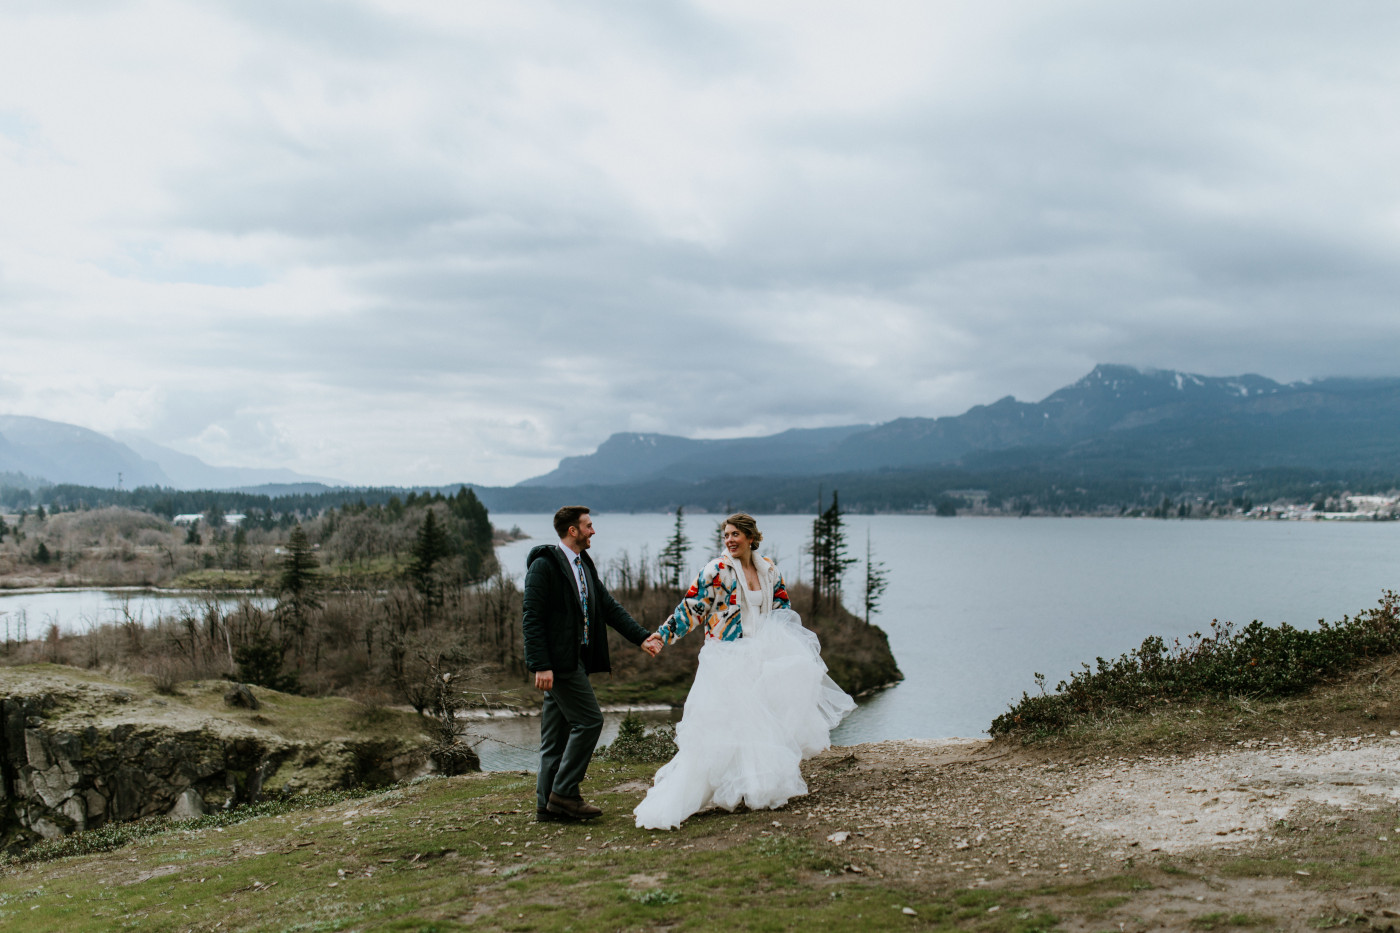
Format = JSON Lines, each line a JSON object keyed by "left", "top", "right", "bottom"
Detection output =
{"left": 0, "top": 668, "right": 433, "bottom": 854}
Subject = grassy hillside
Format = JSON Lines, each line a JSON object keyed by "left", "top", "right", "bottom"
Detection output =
{"left": 0, "top": 764, "right": 943, "bottom": 932}
{"left": 6, "top": 659, "right": 1400, "bottom": 930}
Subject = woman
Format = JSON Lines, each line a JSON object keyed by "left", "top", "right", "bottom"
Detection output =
{"left": 633, "top": 513, "right": 855, "bottom": 830}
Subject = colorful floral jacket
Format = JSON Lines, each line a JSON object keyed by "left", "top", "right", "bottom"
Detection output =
{"left": 655, "top": 555, "right": 791, "bottom": 644}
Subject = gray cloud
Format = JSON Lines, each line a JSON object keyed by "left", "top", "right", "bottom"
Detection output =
{"left": 1, "top": 1, "right": 1398, "bottom": 484}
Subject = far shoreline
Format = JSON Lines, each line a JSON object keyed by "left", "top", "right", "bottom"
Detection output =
{"left": 492, "top": 509, "right": 1397, "bottom": 522}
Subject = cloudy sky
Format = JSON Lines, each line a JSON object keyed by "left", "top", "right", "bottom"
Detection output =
{"left": 2, "top": 1, "right": 1398, "bottom": 486}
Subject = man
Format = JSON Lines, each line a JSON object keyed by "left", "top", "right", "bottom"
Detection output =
{"left": 522, "top": 505, "right": 662, "bottom": 821}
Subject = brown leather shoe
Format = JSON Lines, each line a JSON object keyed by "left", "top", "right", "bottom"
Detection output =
{"left": 547, "top": 792, "right": 602, "bottom": 820}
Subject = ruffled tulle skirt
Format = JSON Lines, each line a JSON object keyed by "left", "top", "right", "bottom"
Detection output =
{"left": 633, "top": 608, "right": 856, "bottom": 830}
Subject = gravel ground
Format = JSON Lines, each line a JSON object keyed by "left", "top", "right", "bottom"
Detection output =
{"left": 1059, "top": 732, "right": 1400, "bottom": 855}
{"left": 779, "top": 734, "right": 1400, "bottom": 929}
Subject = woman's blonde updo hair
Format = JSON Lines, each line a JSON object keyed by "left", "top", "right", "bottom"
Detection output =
{"left": 723, "top": 512, "right": 762, "bottom": 549}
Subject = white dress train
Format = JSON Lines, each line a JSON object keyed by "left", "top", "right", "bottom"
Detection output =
{"left": 633, "top": 603, "right": 855, "bottom": 830}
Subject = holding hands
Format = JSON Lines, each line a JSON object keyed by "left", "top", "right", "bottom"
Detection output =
{"left": 535, "top": 635, "right": 660, "bottom": 693}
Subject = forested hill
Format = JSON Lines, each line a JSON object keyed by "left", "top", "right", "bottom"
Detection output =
{"left": 522, "top": 365, "right": 1400, "bottom": 488}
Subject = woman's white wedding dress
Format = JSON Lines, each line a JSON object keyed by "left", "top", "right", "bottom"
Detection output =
{"left": 633, "top": 592, "right": 855, "bottom": 830}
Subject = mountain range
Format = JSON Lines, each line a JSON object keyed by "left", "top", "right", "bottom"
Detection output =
{"left": 522, "top": 364, "right": 1400, "bottom": 487}
{"left": 0, "top": 415, "right": 340, "bottom": 491}
{"left": 6, "top": 364, "right": 1400, "bottom": 503}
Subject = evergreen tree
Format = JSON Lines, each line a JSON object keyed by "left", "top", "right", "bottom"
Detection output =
{"left": 232, "top": 523, "right": 249, "bottom": 570}
{"left": 862, "top": 529, "right": 889, "bottom": 625}
{"left": 825, "top": 490, "right": 857, "bottom": 604}
{"left": 810, "top": 489, "right": 857, "bottom": 610}
{"left": 446, "top": 486, "right": 493, "bottom": 582}
{"left": 409, "top": 509, "right": 452, "bottom": 611}
{"left": 658, "top": 507, "right": 691, "bottom": 589}
{"left": 0, "top": 514, "right": 7, "bottom": 543}
{"left": 277, "top": 524, "right": 321, "bottom": 641}
{"left": 234, "top": 630, "right": 300, "bottom": 693}
{"left": 185, "top": 519, "right": 201, "bottom": 545}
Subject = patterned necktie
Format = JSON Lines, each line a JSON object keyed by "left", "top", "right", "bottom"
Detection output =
{"left": 574, "top": 555, "right": 590, "bottom": 646}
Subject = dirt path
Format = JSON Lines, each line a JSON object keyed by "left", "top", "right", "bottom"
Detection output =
{"left": 783, "top": 734, "right": 1400, "bottom": 929}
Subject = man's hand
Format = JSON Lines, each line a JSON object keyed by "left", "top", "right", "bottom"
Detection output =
{"left": 534, "top": 670, "right": 554, "bottom": 691}
{"left": 641, "top": 633, "right": 663, "bottom": 657}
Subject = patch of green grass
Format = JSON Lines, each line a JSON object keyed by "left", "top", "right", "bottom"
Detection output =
{"left": 1218, "top": 856, "right": 1319, "bottom": 879}
{"left": 0, "top": 767, "right": 959, "bottom": 933}
{"left": 753, "top": 833, "right": 843, "bottom": 874}
{"left": 1217, "top": 806, "right": 1400, "bottom": 889}
{"left": 629, "top": 888, "right": 681, "bottom": 906}
{"left": 955, "top": 888, "right": 1006, "bottom": 909}
{"left": 1192, "top": 912, "right": 1272, "bottom": 930}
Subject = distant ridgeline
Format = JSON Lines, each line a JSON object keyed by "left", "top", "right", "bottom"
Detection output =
{"left": 6, "top": 365, "right": 1400, "bottom": 515}
{"left": 491, "top": 365, "right": 1400, "bottom": 514}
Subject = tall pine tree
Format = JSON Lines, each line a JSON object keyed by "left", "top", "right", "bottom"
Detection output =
{"left": 810, "top": 489, "right": 857, "bottom": 611}
{"left": 409, "top": 508, "right": 453, "bottom": 614}
{"left": 862, "top": 528, "right": 889, "bottom": 625}
{"left": 277, "top": 524, "right": 322, "bottom": 645}
{"left": 658, "top": 507, "right": 691, "bottom": 589}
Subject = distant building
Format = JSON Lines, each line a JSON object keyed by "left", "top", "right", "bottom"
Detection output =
{"left": 172, "top": 513, "right": 246, "bottom": 526}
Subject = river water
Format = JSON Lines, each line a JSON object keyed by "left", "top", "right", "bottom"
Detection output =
{"left": 489, "top": 513, "right": 1400, "bottom": 759}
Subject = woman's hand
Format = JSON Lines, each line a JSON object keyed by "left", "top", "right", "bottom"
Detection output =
{"left": 641, "top": 633, "right": 664, "bottom": 657}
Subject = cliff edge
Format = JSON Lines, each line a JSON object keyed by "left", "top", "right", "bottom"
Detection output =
{"left": 0, "top": 665, "right": 431, "bottom": 853}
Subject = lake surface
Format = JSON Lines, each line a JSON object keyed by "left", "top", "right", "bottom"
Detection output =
{"left": 0, "top": 589, "right": 270, "bottom": 640}
{"left": 491, "top": 513, "right": 1400, "bottom": 748}
{"left": 8, "top": 515, "right": 1397, "bottom": 770}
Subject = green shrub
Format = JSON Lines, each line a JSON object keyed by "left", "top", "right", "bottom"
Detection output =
{"left": 992, "top": 590, "right": 1400, "bottom": 737}
{"left": 594, "top": 714, "right": 677, "bottom": 762}
{"left": 631, "top": 889, "right": 682, "bottom": 906}
{"left": 233, "top": 629, "right": 300, "bottom": 693}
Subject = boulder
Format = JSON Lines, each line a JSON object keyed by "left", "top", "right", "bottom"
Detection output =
{"left": 223, "top": 684, "right": 260, "bottom": 710}
{"left": 168, "top": 787, "right": 205, "bottom": 820}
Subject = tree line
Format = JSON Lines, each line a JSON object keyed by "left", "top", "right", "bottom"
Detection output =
{"left": 0, "top": 481, "right": 496, "bottom": 521}
{"left": 6, "top": 462, "right": 1398, "bottom": 521}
